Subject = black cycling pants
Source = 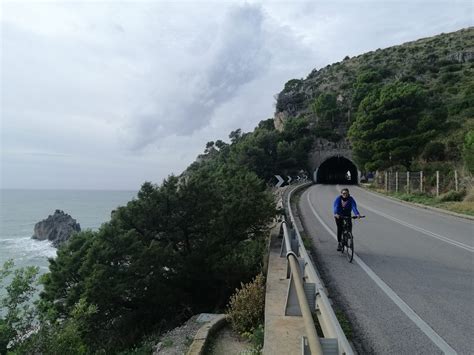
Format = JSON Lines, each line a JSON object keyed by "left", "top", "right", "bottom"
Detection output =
{"left": 335, "top": 217, "right": 352, "bottom": 243}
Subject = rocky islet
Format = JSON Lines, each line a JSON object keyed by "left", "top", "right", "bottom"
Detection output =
{"left": 32, "top": 209, "right": 81, "bottom": 247}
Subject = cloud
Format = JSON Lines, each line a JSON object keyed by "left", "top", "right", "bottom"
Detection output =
{"left": 1, "top": 0, "right": 473, "bottom": 189}
{"left": 122, "top": 3, "right": 271, "bottom": 151}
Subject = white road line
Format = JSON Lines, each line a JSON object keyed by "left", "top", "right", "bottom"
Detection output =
{"left": 358, "top": 202, "right": 474, "bottom": 253}
{"left": 305, "top": 189, "right": 457, "bottom": 354}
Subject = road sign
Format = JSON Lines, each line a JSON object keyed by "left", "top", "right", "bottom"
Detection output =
{"left": 275, "top": 175, "right": 285, "bottom": 188}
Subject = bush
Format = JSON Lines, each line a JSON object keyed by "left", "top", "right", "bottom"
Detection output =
{"left": 437, "top": 190, "right": 466, "bottom": 202}
{"left": 422, "top": 142, "right": 445, "bottom": 161}
{"left": 463, "top": 130, "right": 474, "bottom": 173}
{"left": 227, "top": 273, "right": 265, "bottom": 334}
{"left": 242, "top": 323, "right": 264, "bottom": 353}
{"left": 463, "top": 188, "right": 474, "bottom": 202}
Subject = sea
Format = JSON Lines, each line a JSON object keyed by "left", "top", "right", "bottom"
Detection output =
{"left": 0, "top": 189, "right": 137, "bottom": 274}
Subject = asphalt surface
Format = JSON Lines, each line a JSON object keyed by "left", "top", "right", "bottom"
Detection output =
{"left": 298, "top": 184, "right": 473, "bottom": 355}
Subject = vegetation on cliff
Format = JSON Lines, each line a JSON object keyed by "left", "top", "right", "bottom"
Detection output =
{"left": 276, "top": 27, "right": 474, "bottom": 172}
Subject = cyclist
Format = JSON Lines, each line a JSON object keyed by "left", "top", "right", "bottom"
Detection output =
{"left": 334, "top": 188, "right": 361, "bottom": 251}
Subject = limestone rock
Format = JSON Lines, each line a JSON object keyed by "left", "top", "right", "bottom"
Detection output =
{"left": 32, "top": 210, "right": 81, "bottom": 247}
{"left": 447, "top": 51, "right": 474, "bottom": 63}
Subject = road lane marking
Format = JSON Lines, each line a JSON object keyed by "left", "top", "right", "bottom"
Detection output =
{"left": 357, "top": 202, "right": 473, "bottom": 252}
{"left": 305, "top": 189, "right": 457, "bottom": 354}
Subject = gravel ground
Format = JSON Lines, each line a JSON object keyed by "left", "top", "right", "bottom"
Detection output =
{"left": 153, "top": 315, "right": 203, "bottom": 355}
{"left": 207, "top": 324, "right": 252, "bottom": 355}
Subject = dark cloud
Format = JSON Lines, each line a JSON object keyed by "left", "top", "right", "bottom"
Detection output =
{"left": 125, "top": 3, "right": 270, "bottom": 151}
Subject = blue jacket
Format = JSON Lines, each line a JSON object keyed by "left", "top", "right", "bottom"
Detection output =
{"left": 333, "top": 196, "right": 360, "bottom": 216}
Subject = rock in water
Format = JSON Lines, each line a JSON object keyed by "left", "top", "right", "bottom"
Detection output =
{"left": 32, "top": 210, "right": 81, "bottom": 247}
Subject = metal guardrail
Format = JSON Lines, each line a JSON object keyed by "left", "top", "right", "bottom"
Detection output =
{"left": 280, "top": 183, "right": 354, "bottom": 355}
{"left": 282, "top": 219, "right": 323, "bottom": 355}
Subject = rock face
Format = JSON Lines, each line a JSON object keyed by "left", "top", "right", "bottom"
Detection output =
{"left": 32, "top": 210, "right": 81, "bottom": 247}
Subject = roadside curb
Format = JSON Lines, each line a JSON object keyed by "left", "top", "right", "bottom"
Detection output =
{"left": 186, "top": 314, "right": 228, "bottom": 355}
{"left": 361, "top": 186, "right": 474, "bottom": 221}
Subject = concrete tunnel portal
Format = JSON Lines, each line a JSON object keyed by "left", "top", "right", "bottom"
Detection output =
{"left": 316, "top": 156, "right": 359, "bottom": 184}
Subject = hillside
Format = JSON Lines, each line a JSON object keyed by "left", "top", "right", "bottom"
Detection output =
{"left": 275, "top": 27, "right": 474, "bottom": 172}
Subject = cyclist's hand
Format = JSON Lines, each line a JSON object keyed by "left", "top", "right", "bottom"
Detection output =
{"left": 356, "top": 215, "right": 361, "bottom": 219}
{"left": 334, "top": 214, "right": 340, "bottom": 219}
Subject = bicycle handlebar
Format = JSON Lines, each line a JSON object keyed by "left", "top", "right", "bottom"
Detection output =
{"left": 341, "top": 215, "right": 366, "bottom": 219}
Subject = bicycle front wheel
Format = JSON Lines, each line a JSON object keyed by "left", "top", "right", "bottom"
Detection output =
{"left": 346, "top": 233, "right": 354, "bottom": 262}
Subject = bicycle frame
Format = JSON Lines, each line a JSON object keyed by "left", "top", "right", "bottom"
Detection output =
{"left": 340, "top": 216, "right": 364, "bottom": 262}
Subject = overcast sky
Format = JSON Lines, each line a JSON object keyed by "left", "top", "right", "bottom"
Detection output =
{"left": 1, "top": 0, "right": 472, "bottom": 190}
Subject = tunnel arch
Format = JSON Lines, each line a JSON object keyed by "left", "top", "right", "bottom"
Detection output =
{"left": 315, "top": 156, "right": 359, "bottom": 184}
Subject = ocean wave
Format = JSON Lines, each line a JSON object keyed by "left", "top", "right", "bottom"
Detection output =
{"left": 0, "top": 237, "right": 57, "bottom": 266}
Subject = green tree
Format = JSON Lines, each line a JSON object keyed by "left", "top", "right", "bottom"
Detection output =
{"left": 422, "top": 142, "right": 445, "bottom": 161}
{"left": 228, "top": 128, "right": 280, "bottom": 180}
{"left": 348, "top": 81, "right": 427, "bottom": 170}
{"left": 313, "top": 93, "right": 339, "bottom": 124}
{"left": 0, "top": 260, "right": 39, "bottom": 354}
{"left": 39, "top": 162, "right": 274, "bottom": 352}
{"left": 351, "top": 68, "right": 385, "bottom": 110}
{"left": 15, "top": 299, "right": 95, "bottom": 355}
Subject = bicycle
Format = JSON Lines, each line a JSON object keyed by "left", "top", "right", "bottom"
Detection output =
{"left": 340, "top": 215, "right": 365, "bottom": 262}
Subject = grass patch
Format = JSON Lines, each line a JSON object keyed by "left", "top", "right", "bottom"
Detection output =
{"left": 312, "top": 309, "right": 353, "bottom": 341}
{"left": 184, "top": 335, "right": 194, "bottom": 347}
{"left": 335, "top": 310, "right": 353, "bottom": 340}
{"left": 436, "top": 201, "right": 474, "bottom": 216}
{"left": 162, "top": 338, "right": 173, "bottom": 348}
{"left": 391, "top": 192, "right": 438, "bottom": 205}
{"left": 366, "top": 186, "right": 474, "bottom": 216}
{"left": 242, "top": 324, "right": 264, "bottom": 354}
{"left": 300, "top": 230, "right": 313, "bottom": 249}
{"left": 117, "top": 334, "right": 160, "bottom": 355}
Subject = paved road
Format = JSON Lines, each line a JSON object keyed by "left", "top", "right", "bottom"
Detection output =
{"left": 298, "top": 184, "right": 473, "bottom": 354}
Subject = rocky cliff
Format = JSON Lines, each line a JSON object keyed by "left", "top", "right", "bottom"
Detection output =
{"left": 273, "top": 27, "right": 473, "bottom": 170}
{"left": 32, "top": 210, "right": 81, "bottom": 247}
{"left": 274, "top": 27, "right": 473, "bottom": 136}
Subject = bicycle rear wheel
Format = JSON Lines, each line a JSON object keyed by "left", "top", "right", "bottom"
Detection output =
{"left": 346, "top": 233, "right": 354, "bottom": 262}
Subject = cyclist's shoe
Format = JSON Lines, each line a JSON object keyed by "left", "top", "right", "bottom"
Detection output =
{"left": 337, "top": 243, "right": 342, "bottom": 251}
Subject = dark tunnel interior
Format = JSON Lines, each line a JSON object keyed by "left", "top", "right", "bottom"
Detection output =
{"left": 316, "top": 156, "right": 359, "bottom": 184}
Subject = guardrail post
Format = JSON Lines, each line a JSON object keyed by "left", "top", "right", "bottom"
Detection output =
{"left": 285, "top": 257, "right": 306, "bottom": 315}
{"left": 291, "top": 229, "right": 300, "bottom": 255}
{"left": 420, "top": 171, "right": 423, "bottom": 193}
{"left": 302, "top": 337, "right": 339, "bottom": 355}
{"left": 385, "top": 172, "right": 388, "bottom": 191}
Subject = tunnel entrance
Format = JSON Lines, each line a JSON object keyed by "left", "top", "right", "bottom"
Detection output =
{"left": 316, "top": 156, "right": 358, "bottom": 184}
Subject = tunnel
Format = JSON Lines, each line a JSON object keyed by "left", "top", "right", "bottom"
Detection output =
{"left": 315, "top": 156, "right": 359, "bottom": 184}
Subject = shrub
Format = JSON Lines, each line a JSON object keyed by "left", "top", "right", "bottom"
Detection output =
{"left": 437, "top": 190, "right": 466, "bottom": 202}
{"left": 463, "top": 130, "right": 474, "bottom": 173}
{"left": 422, "top": 142, "right": 445, "bottom": 161}
{"left": 227, "top": 273, "right": 265, "bottom": 334}
{"left": 242, "top": 323, "right": 264, "bottom": 353}
{"left": 463, "top": 188, "right": 474, "bottom": 202}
